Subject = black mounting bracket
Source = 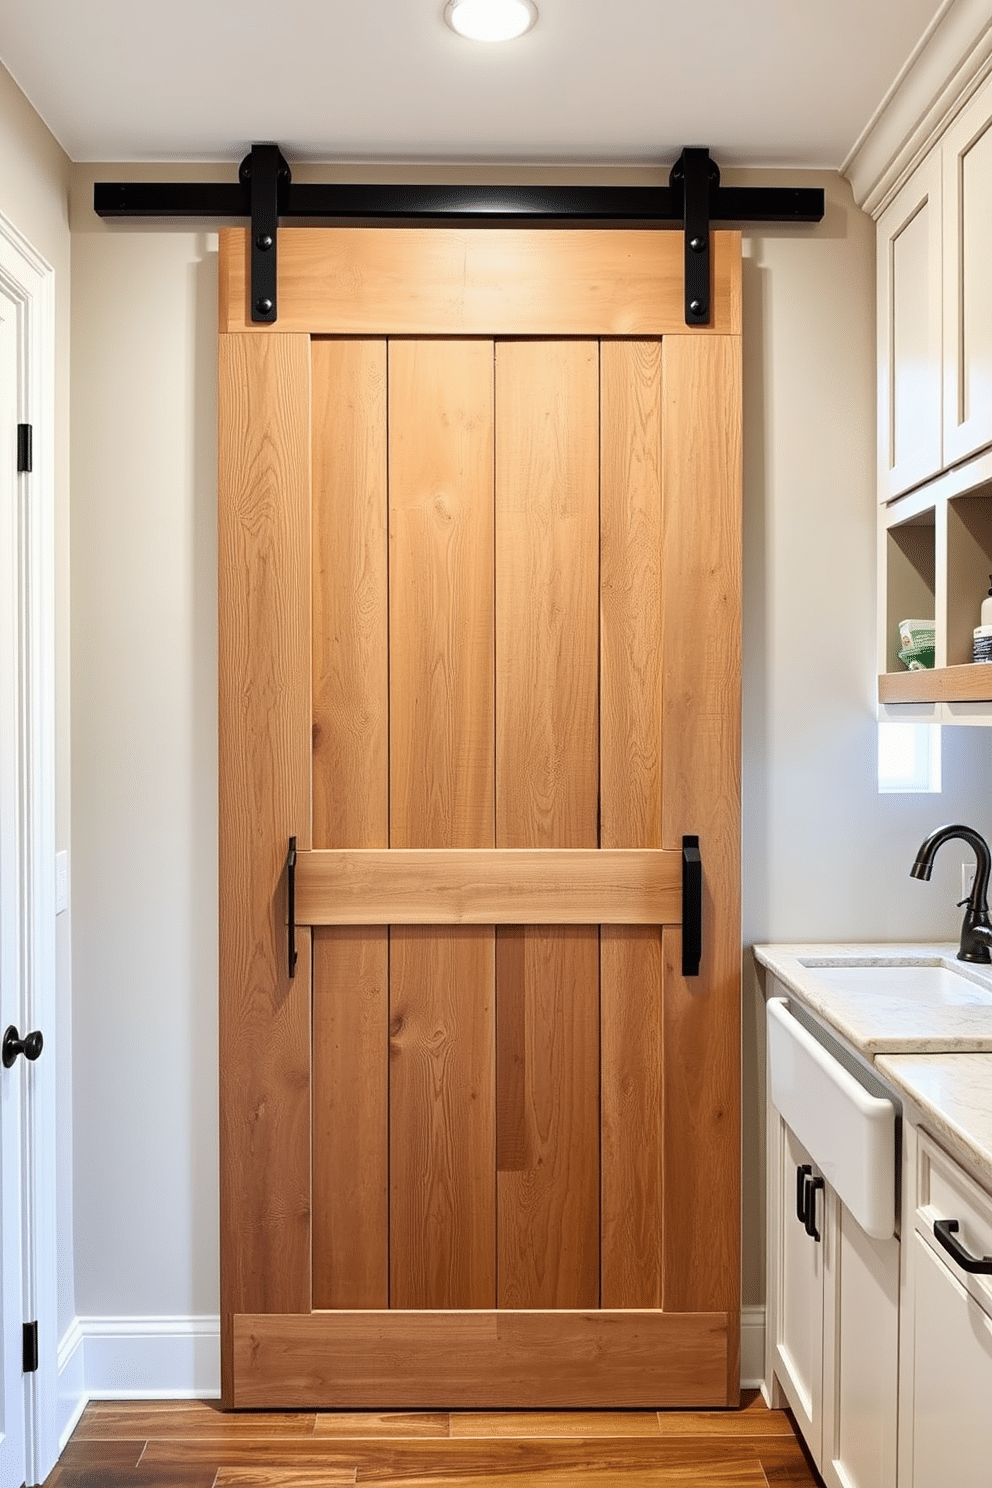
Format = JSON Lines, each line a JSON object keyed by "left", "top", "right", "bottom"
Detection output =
{"left": 670, "top": 148, "right": 719, "bottom": 326}
{"left": 240, "top": 144, "right": 291, "bottom": 324}
{"left": 94, "top": 146, "right": 824, "bottom": 327}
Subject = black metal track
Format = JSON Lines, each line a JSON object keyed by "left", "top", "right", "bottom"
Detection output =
{"left": 94, "top": 178, "right": 823, "bottom": 224}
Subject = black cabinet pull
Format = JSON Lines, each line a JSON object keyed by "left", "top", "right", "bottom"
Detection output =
{"left": 934, "top": 1218, "right": 992, "bottom": 1275}
{"left": 2, "top": 1026, "right": 43, "bottom": 1069}
{"left": 804, "top": 1175, "right": 824, "bottom": 1241}
{"left": 796, "top": 1164, "right": 812, "bottom": 1225}
{"left": 682, "top": 834, "right": 702, "bottom": 977}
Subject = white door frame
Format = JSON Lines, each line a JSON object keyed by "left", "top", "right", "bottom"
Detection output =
{"left": 0, "top": 207, "right": 59, "bottom": 1487}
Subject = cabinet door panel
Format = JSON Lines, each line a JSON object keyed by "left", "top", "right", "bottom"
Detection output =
{"left": 911, "top": 1231, "right": 992, "bottom": 1488}
{"left": 822, "top": 1200, "right": 898, "bottom": 1488}
{"left": 773, "top": 1122, "right": 823, "bottom": 1463}
{"left": 943, "top": 73, "right": 992, "bottom": 468}
{"left": 877, "top": 152, "right": 943, "bottom": 501}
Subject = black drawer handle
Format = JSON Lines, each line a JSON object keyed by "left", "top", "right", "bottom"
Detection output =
{"left": 804, "top": 1175, "right": 824, "bottom": 1241}
{"left": 796, "top": 1164, "right": 812, "bottom": 1224}
{"left": 934, "top": 1218, "right": 992, "bottom": 1275}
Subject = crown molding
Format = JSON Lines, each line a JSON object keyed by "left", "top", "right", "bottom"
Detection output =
{"left": 844, "top": 0, "right": 992, "bottom": 218}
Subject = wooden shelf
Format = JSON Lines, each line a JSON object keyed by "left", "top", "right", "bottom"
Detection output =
{"left": 879, "top": 664, "right": 992, "bottom": 704}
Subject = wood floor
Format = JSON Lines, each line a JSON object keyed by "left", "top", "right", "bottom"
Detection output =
{"left": 45, "top": 1394, "right": 824, "bottom": 1487}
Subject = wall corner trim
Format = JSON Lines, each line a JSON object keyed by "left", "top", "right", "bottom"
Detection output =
{"left": 739, "top": 1304, "right": 766, "bottom": 1391}
{"left": 844, "top": 0, "right": 992, "bottom": 216}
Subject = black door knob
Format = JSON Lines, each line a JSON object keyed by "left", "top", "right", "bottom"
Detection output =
{"left": 2, "top": 1026, "right": 43, "bottom": 1069}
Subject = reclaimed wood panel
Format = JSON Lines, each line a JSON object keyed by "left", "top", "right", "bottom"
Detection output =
{"left": 659, "top": 334, "right": 742, "bottom": 1401}
{"left": 387, "top": 339, "right": 497, "bottom": 1310}
{"left": 599, "top": 338, "right": 666, "bottom": 1310}
{"left": 312, "top": 929, "right": 389, "bottom": 1310}
{"left": 389, "top": 929, "right": 496, "bottom": 1309}
{"left": 310, "top": 338, "right": 388, "bottom": 849}
{"left": 218, "top": 333, "right": 313, "bottom": 1406}
{"left": 494, "top": 339, "right": 600, "bottom": 1311}
{"left": 310, "top": 337, "right": 390, "bottom": 1313}
{"left": 294, "top": 848, "right": 681, "bottom": 925}
{"left": 388, "top": 338, "right": 495, "bottom": 849}
{"left": 231, "top": 1311, "right": 730, "bottom": 1408}
{"left": 218, "top": 229, "right": 742, "bottom": 338}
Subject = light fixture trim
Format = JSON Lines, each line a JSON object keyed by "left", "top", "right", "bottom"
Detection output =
{"left": 444, "top": 0, "right": 538, "bottom": 43}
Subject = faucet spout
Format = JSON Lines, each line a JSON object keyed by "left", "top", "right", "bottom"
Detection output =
{"left": 910, "top": 823, "right": 992, "bottom": 964}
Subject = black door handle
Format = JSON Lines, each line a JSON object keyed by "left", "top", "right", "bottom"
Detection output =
{"left": 2, "top": 1026, "right": 43, "bottom": 1069}
{"left": 796, "top": 1164, "right": 812, "bottom": 1224}
{"left": 682, "top": 834, "right": 702, "bottom": 976}
{"left": 934, "top": 1218, "right": 992, "bottom": 1275}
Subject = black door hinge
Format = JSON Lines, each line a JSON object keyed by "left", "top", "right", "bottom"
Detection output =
{"left": 17, "top": 424, "right": 32, "bottom": 473}
{"left": 22, "top": 1320, "right": 38, "bottom": 1373}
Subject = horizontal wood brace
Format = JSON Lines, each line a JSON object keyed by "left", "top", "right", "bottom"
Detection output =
{"left": 293, "top": 848, "right": 682, "bottom": 926}
{"left": 233, "top": 1309, "right": 731, "bottom": 1408}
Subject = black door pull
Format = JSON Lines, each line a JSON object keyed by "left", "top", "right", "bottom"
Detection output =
{"left": 682, "top": 834, "right": 702, "bottom": 977}
{"left": 803, "top": 1174, "right": 825, "bottom": 1241}
{"left": 2, "top": 1026, "right": 43, "bottom": 1069}
{"left": 796, "top": 1164, "right": 812, "bottom": 1225}
{"left": 934, "top": 1218, "right": 992, "bottom": 1275}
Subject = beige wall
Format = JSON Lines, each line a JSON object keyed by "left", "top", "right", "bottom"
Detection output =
{"left": 0, "top": 63, "right": 74, "bottom": 1338}
{"left": 63, "top": 159, "right": 992, "bottom": 1330}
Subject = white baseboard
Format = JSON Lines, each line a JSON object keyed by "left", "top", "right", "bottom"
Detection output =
{"left": 740, "top": 1305, "right": 766, "bottom": 1391}
{"left": 57, "top": 1308, "right": 764, "bottom": 1410}
{"left": 57, "top": 1315, "right": 220, "bottom": 1418}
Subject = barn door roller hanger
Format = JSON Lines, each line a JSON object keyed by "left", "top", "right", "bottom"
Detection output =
{"left": 94, "top": 143, "right": 823, "bottom": 326}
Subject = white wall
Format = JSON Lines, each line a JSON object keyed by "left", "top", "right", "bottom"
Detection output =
{"left": 0, "top": 63, "right": 74, "bottom": 1341}
{"left": 66, "top": 161, "right": 992, "bottom": 1345}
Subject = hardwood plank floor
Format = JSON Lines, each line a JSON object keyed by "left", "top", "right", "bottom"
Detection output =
{"left": 45, "top": 1395, "right": 824, "bottom": 1488}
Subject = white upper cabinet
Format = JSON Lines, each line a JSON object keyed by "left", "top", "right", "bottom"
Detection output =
{"left": 877, "top": 152, "right": 943, "bottom": 501}
{"left": 942, "top": 71, "right": 992, "bottom": 470}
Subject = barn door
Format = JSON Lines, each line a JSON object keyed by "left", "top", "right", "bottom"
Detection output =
{"left": 218, "top": 227, "right": 741, "bottom": 1409}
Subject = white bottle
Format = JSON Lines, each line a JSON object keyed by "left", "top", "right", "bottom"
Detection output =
{"left": 983, "top": 575, "right": 992, "bottom": 627}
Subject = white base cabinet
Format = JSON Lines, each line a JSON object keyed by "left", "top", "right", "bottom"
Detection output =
{"left": 767, "top": 1061, "right": 900, "bottom": 1488}
{"left": 898, "top": 1124, "right": 992, "bottom": 1488}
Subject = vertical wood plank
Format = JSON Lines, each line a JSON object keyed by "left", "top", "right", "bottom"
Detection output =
{"left": 218, "top": 333, "right": 313, "bottom": 1404}
{"left": 660, "top": 333, "right": 742, "bottom": 1399}
{"left": 599, "top": 340, "right": 665, "bottom": 1308}
{"left": 311, "top": 338, "right": 389, "bottom": 850}
{"left": 495, "top": 340, "right": 600, "bottom": 1309}
{"left": 390, "top": 928, "right": 496, "bottom": 1308}
{"left": 388, "top": 340, "right": 497, "bottom": 1310}
{"left": 310, "top": 339, "right": 390, "bottom": 1310}
{"left": 389, "top": 339, "right": 496, "bottom": 849}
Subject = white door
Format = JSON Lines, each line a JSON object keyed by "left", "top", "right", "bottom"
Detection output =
{"left": 0, "top": 285, "right": 27, "bottom": 1487}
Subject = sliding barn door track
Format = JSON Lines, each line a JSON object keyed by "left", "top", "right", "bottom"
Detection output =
{"left": 94, "top": 143, "right": 823, "bottom": 326}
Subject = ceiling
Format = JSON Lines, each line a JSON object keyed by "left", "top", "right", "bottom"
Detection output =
{"left": 0, "top": 0, "right": 949, "bottom": 169}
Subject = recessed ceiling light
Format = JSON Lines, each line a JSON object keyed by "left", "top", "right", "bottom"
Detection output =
{"left": 444, "top": 0, "right": 538, "bottom": 43}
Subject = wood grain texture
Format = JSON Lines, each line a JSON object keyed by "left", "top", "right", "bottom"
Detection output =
{"left": 599, "top": 338, "right": 666, "bottom": 1310}
{"left": 232, "top": 1311, "right": 730, "bottom": 1408}
{"left": 659, "top": 333, "right": 742, "bottom": 1402}
{"left": 496, "top": 927, "right": 600, "bottom": 1309}
{"left": 55, "top": 1396, "right": 815, "bottom": 1488}
{"left": 494, "top": 339, "right": 601, "bottom": 1312}
{"left": 295, "top": 848, "right": 681, "bottom": 925}
{"left": 388, "top": 339, "right": 495, "bottom": 849}
{"left": 218, "top": 333, "right": 313, "bottom": 1405}
{"left": 312, "top": 928, "right": 389, "bottom": 1310}
{"left": 878, "top": 663, "right": 992, "bottom": 702}
{"left": 215, "top": 1472, "right": 356, "bottom": 1487}
{"left": 310, "top": 339, "right": 390, "bottom": 1313}
{"left": 495, "top": 340, "right": 599, "bottom": 850}
{"left": 311, "top": 338, "right": 388, "bottom": 851}
{"left": 389, "top": 928, "right": 496, "bottom": 1309}
{"left": 218, "top": 229, "right": 742, "bottom": 338}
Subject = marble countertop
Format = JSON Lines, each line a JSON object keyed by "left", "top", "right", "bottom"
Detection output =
{"left": 753, "top": 942, "right": 992, "bottom": 1055}
{"left": 754, "top": 941, "right": 992, "bottom": 1190}
{"left": 876, "top": 1052, "right": 992, "bottom": 1184}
